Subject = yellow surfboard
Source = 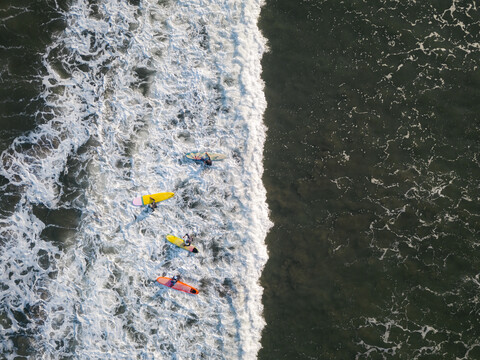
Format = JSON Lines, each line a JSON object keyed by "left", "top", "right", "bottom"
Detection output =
{"left": 132, "top": 192, "right": 174, "bottom": 206}
{"left": 166, "top": 235, "right": 199, "bottom": 253}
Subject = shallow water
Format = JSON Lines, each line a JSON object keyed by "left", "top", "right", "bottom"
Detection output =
{"left": 0, "top": 1, "right": 270, "bottom": 358}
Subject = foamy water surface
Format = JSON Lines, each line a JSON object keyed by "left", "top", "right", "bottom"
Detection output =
{"left": 0, "top": 0, "right": 271, "bottom": 358}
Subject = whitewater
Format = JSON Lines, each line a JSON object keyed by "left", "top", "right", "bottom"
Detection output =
{"left": 0, "top": 0, "right": 271, "bottom": 358}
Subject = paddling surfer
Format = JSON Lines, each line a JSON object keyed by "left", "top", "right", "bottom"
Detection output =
{"left": 202, "top": 152, "right": 212, "bottom": 166}
{"left": 183, "top": 233, "right": 194, "bottom": 246}
{"left": 148, "top": 197, "right": 157, "bottom": 212}
{"left": 170, "top": 275, "right": 181, "bottom": 287}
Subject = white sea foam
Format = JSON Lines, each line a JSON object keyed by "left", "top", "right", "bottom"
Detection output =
{"left": 0, "top": 0, "right": 271, "bottom": 358}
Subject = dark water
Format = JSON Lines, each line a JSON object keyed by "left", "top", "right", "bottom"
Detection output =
{"left": 0, "top": 2, "right": 71, "bottom": 357}
{"left": 0, "top": 0, "right": 69, "bottom": 220}
{"left": 260, "top": 1, "right": 480, "bottom": 359}
{"left": 0, "top": 0, "right": 67, "bottom": 152}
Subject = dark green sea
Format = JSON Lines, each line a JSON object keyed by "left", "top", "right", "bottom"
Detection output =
{"left": 260, "top": 0, "right": 480, "bottom": 359}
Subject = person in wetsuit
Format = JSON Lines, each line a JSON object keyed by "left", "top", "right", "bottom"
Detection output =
{"left": 203, "top": 152, "right": 212, "bottom": 166}
{"left": 183, "top": 233, "right": 194, "bottom": 246}
{"left": 170, "top": 275, "right": 181, "bottom": 287}
{"left": 148, "top": 197, "right": 157, "bottom": 212}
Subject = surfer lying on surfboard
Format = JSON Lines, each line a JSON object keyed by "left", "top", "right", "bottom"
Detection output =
{"left": 148, "top": 197, "right": 157, "bottom": 212}
{"left": 185, "top": 152, "right": 225, "bottom": 164}
{"left": 183, "top": 234, "right": 194, "bottom": 246}
{"left": 156, "top": 276, "right": 199, "bottom": 294}
{"left": 202, "top": 152, "right": 212, "bottom": 166}
{"left": 170, "top": 275, "right": 181, "bottom": 287}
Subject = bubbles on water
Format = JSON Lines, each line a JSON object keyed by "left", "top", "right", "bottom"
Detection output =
{"left": 1, "top": 0, "right": 270, "bottom": 358}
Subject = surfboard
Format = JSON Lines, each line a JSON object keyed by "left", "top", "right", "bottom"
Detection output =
{"left": 185, "top": 152, "right": 226, "bottom": 161}
{"left": 156, "top": 277, "right": 199, "bottom": 295}
{"left": 166, "top": 235, "right": 199, "bottom": 253}
{"left": 132, "top": 192, "right": 174, "bottom": 206}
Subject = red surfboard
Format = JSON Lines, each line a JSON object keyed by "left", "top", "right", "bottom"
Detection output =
{"left": 156, "top": 277, "right": 199, "bottom": 295}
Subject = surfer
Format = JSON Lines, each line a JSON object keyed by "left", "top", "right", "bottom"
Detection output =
{"left": 183, "top": 234, "right": 194, "bottom": 246}
{"left": 170, "top": 275, "right": 181, "bottom": 287}
{"left": 202, "top": 152, "right": 212, "bottom": 166}
{"left": 148, "top": 197, "right": 157, "bottom": 212}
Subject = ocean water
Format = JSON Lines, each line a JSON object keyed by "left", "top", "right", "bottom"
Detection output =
{"left": 0, "top": 1, "right": 270, "bottom": 359}
{"left": 260, "top": 0, "right": 480, "bottom": 359}
{"left": 3, "top": 0, "right": 480, "bottom": 359}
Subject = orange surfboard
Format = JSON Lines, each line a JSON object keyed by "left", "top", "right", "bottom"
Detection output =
{"left": 156, "top": 277, "right": 199, "bottom": 295}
